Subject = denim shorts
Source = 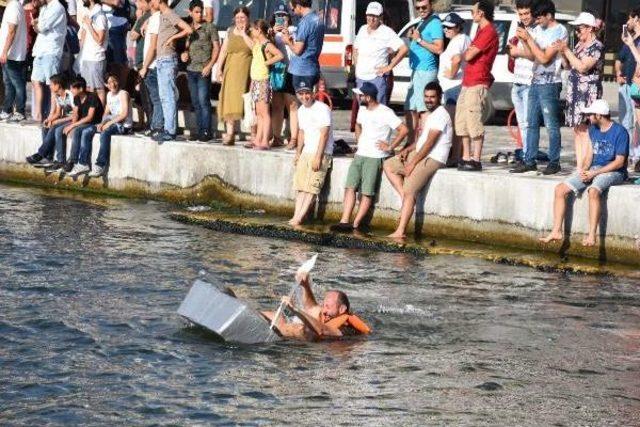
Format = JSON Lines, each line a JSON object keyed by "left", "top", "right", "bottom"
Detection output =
{"left": 31, "top": 55, "right": 61, "bottom": 83}
{"left": 405, "top": 69, "right": 437, "bottom": 112}
{"left": 564, "top": 169, "right": 626, "bottom": 195}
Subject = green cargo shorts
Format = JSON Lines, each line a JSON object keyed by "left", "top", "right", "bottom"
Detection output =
{"left": 345, "top": 155, "right": 383, "bottom": 196}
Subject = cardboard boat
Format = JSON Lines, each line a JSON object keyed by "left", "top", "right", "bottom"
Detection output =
{"left": 178, "top": 280, "right": 282, "bottom": 344}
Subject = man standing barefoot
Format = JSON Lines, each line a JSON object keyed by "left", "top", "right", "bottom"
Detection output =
{"left": 540, "top": 100, "right": 629, "bottom": 247}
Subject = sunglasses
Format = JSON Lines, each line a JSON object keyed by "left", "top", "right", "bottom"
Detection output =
{"left": 416, "top": 5, "right": 429, "bottom": 11}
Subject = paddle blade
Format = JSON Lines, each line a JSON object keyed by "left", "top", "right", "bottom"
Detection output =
{"left": 297, "top": 254, "right": 318, "bottom": 275}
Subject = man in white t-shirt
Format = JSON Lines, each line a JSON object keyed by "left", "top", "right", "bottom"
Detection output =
{"left": 139, "top": 5, "right": 164, "bottom": 135}
{"left": 506, "top": 0, "right": 535, "bottom": 163}
{"left": 331, "top": 82, "right": 408, "bottom": 233}
{"left": 0, "top": 0, "right": 28, "bottom": 121}
{"left": 384, "top": 81, "right": 451, "bottom": 239}
{"left": 510, "top": 0, "right": 567, "bottom": 175}
{"left": 79, "top": 0, "right": 109, "bottom": 104}
{"left": 289, "top": 80, "right": 334, "bottom": 226}
{"left": 353, "top": 1, "right": 407, "bottom": 105}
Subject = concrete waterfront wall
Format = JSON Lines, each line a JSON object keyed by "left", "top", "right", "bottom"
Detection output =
{"left": 1, "top": 122, "right": 639, "bottom": 265}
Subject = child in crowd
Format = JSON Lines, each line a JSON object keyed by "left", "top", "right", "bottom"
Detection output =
{"left": 26, "top": 74, "right": 75, "bottom": 170}
{"left": 62, "top": 77, "right": 104, "bottom": 177}
{"left": 88, "top": 73, "right": 133, "bottom": 177}
{"left": 289, "top": 80, "right": 334, "bottom": 226}
{"left": 246, "top": 19, "right": 283, "bottom": 150}
{"left": 182, "top": 0, "right": 220, "bottom": 142}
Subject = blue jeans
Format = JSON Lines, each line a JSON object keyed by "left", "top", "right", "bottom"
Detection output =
{"left": 96, "top": 123, "right": 128, "bottom": 167}
{"left": 356, "top": 76, "right": 388, "bottom": 105}
{"left": 71, "top": 124, "right": 97, "bottom": 165}
{"left": 156, "top": 56, "right": 178, "bottom": 136}
{"left": 38, "top": 121, "right": 69, "bottom": 162}
{"left": 511, "top": 83, "right": 529, "bottom": 160}
{"left": 144, "top": 68, "right": 164, "bottom": 131}
{"left": 525, "top": 82, "right": 562, "bottom": 167}
{"left": 618, "top": 84, "right": 635, "bottom": 136}
{"left": 186, "top": 70, "right": 212, "bottom": 134}
{"left": 2, "top": 60, "right": 27, "bottom": 115}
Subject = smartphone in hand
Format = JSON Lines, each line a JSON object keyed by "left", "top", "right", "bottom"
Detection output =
{"left": 623, "top": 24, "right": 629, "bottom": 39}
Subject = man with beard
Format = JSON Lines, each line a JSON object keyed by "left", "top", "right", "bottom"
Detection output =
{"left": 383, "top": 82, "right": 452, "bottom": 239}
{"left": 540, "top": 100, "right": 629, "bottom": 247}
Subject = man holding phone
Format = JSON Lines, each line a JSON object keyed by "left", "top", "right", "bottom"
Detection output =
{"left": 405, "top": 0, "right": 444, "bottom": 146}
{"left": 615, "top": 7, "right": 640, "bottom": 171}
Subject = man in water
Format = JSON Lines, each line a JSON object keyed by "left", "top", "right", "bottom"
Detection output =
{"left": 262, "top": 272, "right": 370, "bottom": 341}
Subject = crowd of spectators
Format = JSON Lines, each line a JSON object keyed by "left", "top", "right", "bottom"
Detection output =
{"left": 0, "top": 0, "right": 639, "bottom": 242}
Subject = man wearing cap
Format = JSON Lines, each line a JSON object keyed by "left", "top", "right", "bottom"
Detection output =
{"left": 615, "top": 7, "right": 640, "bottom": 170}
{"left": 289, "top": 80, "right": 334, "bottom": 226}
{"left": 510, "top": 0, "right": 568, "bottom": 175}
{"left": 353, "top": 1, "right": 408, "bottom": 106}
{"left": 540, "top": 100, "right": 629, "bottom": 247}
{"left": 405, "top": 0, "right": 443, "bottom": 145}
{"left": 331, "top": 82, "right": 408, "bottom": 233}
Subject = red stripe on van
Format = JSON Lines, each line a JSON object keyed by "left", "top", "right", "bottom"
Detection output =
{"left": 319, "top": 53, "right": 343, "bottom": 67}
{"left": 324, "top": 35, "right": 343, "bottom": 42}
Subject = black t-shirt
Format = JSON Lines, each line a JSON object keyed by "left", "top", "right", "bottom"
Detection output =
{"left": 74, "top": 92, "right": 104, "bottom": 125}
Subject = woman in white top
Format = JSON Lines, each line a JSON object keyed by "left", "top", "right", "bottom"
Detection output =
{"left": 437, "top": 13, "right": 471, "bottom": 106}
{"left": 90, "top": 73, "right": 132, "bottom": 177}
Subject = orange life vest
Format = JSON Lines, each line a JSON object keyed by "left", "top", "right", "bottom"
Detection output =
{"left": 324, "top": 314, "right": 371, "bottom": 335}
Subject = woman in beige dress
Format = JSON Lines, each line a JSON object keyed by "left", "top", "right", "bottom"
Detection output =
{"left": 215, "top": 6, "right": 253, "bottom": 145}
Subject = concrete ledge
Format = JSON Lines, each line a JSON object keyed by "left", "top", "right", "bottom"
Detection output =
{"left": 1, "top": 121, "right": 639, "bottom": 266}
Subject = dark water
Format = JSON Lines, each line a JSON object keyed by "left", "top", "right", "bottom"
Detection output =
{"left": 1, "top": 184, "right": 639, "bottom": 426}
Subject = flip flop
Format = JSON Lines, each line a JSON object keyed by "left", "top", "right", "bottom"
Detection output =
{"left": 244, "top": 142, "right": 255, "bottom": 149}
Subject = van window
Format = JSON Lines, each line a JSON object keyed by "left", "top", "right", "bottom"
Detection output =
{"left": 356, "top": 0, "right": 411, "bottom": 34}
{"left": 314, "top": 0, "right": 341, "bottom": 34}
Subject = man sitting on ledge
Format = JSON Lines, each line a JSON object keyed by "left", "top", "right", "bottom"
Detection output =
{"left": 262, "top": 271, "right": 371, "bottom": 341}
{"left": 540, "top": 100, "right": 629, "bottom": 247}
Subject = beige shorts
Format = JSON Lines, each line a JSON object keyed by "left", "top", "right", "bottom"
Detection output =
{"left": 454, "top": 85, "right": 493, "bottom": 139}
{"left": 385, "top": 152, "right": 444, "bottom": 197}
{"left": 293, "top": 153, "right": 332, "bottom": 195}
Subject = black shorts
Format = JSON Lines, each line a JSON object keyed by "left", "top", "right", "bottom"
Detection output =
{"left": 274, "top": 72, "right": 295, "bottom": 95}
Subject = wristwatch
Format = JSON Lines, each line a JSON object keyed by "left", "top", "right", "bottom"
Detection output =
{"left": 416, "top": 38, "right": 423, "bottom": 44}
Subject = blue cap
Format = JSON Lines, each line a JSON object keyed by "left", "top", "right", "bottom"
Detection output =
{"left": 295, "top": 80, "right": 313, "bottom": 93}
{"left": 352, "top": 82, "right": 378, "bottom": 99}
{"left": 274, "top": 1, "right": 290, "bottom": 15}
{"left": 443, "top": 12, "right": 465, "bottom": 28}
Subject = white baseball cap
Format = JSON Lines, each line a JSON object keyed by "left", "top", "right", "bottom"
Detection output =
{"left": 568, "top": 12, "right": 597, "bottom": 27}
{"left": 582, "top": 99, "right": 610, "bottom": 115}
{"left": 365, "top": 1, "right": 383, "bottom": 16}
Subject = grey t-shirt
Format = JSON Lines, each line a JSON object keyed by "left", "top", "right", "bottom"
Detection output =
{"left": 156, "top": 9, "right": 182, "bottom": 59}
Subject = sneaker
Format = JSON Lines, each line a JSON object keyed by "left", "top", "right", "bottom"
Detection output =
{"left": 634, "top": 159, "right": 640, "bottom": 173}
{"left": 88, "top": 165, "right": 106, "bottom": 177}
{"left": 461, "top": 160, "right": 482, "bottom": 171}
{"left": 0, "top": 112, "right": 11, "bottom": 121}
{"left": 199, "top": 131, "right": 212, "bottom": 142}
{"left": 45, "top": 161, "right": 65, "bottom": 172}
{"left": 26, "top": 153, "right": 43, "bottom": 164}
{"left": 542, "top": 163, "right": 561, "bottom": 175}
{"left": 68, "top": 163, "right": 90, "bottom": 178}
{"left": 62, "top": 161, "right": 75, "bottom": 174}
{"left": 510, "top": 163, "right": 537, "bottom": 173}
{"left": 8, "top": 112, "right": 25, "bottom": 122}
{"left": 153, "top": 131, "right": 176, "bottom": 143}
{"left": 33, "top": 157, "right": 54, "bottom": 168}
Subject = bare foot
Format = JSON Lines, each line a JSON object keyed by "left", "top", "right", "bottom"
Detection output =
{"left": 388, "top": 231, "right": 406, "bottom": 240}
{"left": 539, "top": 231, "right": 563, "bottom": 243}
{"left": 288, "top": 218, "right": 301, "bottom": 226}
{"left": 582, "top": 234, "right": 597, "bottom": 247}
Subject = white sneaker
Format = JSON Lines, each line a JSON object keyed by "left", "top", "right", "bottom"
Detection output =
{"left": 0, "top": 112, "right": 10, "bottom": 121}
{"left": 88, "top": 165, "right": 105, "bottom": 177}
{"left": 68, "top": 163, "right": 90, "bottom": 178}
{"left": 7, "top": 112, "right": 25, "bottom": 122}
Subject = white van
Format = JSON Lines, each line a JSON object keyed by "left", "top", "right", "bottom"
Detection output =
{"left": 390, "top": 5, "right": 577, "bottom": 109}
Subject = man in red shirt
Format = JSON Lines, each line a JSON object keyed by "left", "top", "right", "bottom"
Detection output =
{"left": 455, "top": 0, "right": 499, "bottom": 171}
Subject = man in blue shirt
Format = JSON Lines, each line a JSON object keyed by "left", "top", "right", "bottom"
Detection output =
{"left": 614, "top": 7, "right": 640, "bottom": 170}
{"left": 405, "top": 0, "right": 443, "bottom": 144}
{"left": 540, "top": 100, "right": 629, "bottom": 247}
{"left": 282, "top": 0, "right": 324, "bottom": 91}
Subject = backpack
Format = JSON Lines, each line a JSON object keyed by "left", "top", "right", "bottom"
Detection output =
{"left": 261, "top": 42, "right": 287, "bottom": 91}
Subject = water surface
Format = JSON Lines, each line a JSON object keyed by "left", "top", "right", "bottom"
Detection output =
{"left": 1, "top": 185, "right": 638, "bottom": 425}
